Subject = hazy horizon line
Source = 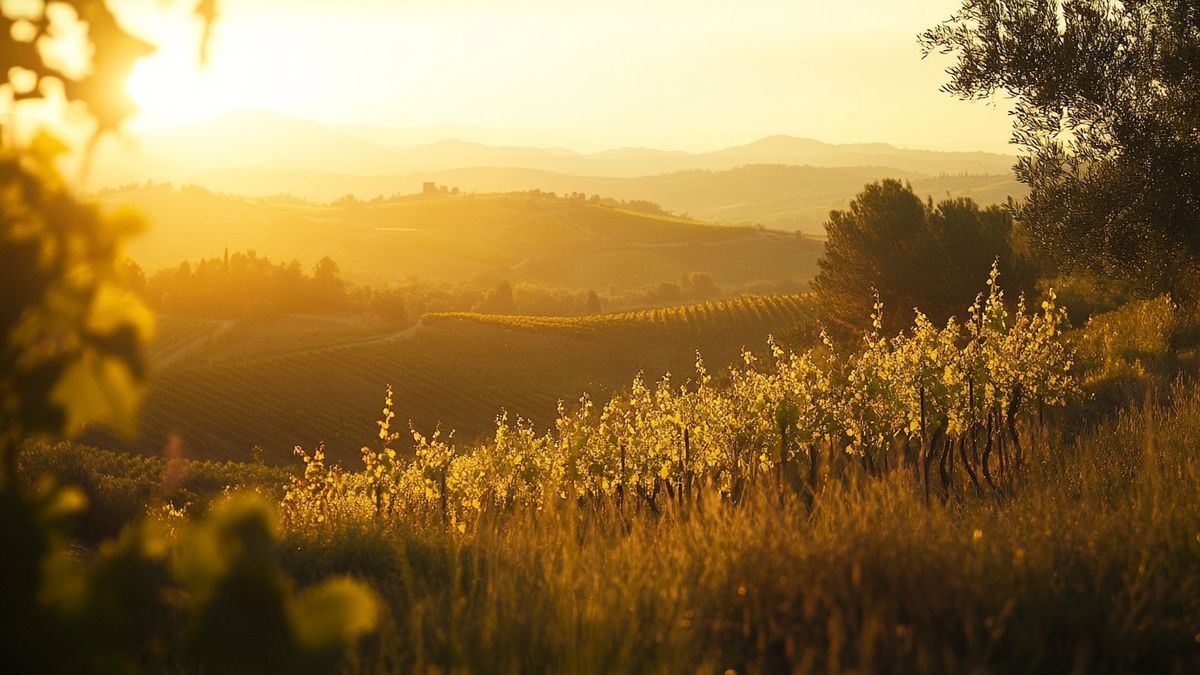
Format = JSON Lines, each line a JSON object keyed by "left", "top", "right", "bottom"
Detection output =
{"left": 126, "top": 106, "right": 1018, "bottom": 158}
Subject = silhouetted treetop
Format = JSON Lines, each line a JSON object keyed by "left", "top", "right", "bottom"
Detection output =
{"left": 814, "top": 179, "right": 1034, "bottom": 335}
{"left": 921, "top": 0, "right": 1200, "bottom": 296}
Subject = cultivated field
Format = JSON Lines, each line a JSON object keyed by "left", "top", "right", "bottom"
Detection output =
{"left": 83, "top": 295, "right": 818, "bottom": 463}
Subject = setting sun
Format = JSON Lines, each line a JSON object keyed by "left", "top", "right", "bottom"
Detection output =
{"left": 116, "top": 0, "right": 1013, "bottom": 151}
{"left": 126, "top": 56, "right": 217, "bottom": 129}
{"left": 121, "top": 3, "right": 342, "bottom": 130}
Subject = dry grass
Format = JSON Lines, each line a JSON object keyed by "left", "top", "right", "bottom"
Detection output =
{"left": 271, "top": 384, "right": 1200, "bottom": 674}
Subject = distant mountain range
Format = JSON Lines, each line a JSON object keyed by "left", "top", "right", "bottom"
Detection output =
{"left": 92, "top": 109, "right": 1024, "bottom": 234}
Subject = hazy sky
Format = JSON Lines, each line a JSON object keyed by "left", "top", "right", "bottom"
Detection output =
{"left": 120, "top": 0, "right": 1015, "bottom": 152}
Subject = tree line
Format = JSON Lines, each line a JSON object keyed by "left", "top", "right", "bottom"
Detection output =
{"left": 129, "top": 247, "right": 763, "bottom": 323}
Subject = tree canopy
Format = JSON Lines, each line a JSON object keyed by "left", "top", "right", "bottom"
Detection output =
{"left": 920, "top": 0, "right": 1200, "bottom": 296}
{"left": 813, "top": 179, "right": 1034, "bottom": 335}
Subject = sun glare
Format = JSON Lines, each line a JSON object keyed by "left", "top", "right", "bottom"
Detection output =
{"left": 112, "top": 0, "right": 1014, "bottom": 151}
{"left": 126, "top": 58, "right": 219, "bottom": 130}
{"left": 123, "top": 5, "right": 335, "bottom": 130}
{"left": 123, "top": 5, "right": 432, "bottom": 131}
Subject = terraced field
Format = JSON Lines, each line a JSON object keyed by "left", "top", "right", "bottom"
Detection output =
{"left": 83, "top": 295, "right": 818, "bottom": 464}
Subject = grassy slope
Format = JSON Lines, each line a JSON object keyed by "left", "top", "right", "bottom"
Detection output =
{"left": 83, "top": 295, "right": 818, "bottom": 464}
{"left": 100, "top": 188, "right": 821, "bottom": 288}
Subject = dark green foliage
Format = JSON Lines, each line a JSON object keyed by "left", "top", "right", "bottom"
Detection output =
{"left": 178, "top": 497, "right": 378, "bottom": 675}
{"left": 922, "top": 0, "right": 1200, "bottom": 296}
{"left": 0, "top": 144, "right": 152, "bottom": 480}
{"left": 0, "top": 483, "right": 178, "bottom": 675}
{"left": 1, "top": 486, "right": 377, "bottom": 675}
{"left": 813, "top": 179, "right": 1033, "bottom": 335}
{"left": 18, "top": 441, "right": 291, "bottom": 541}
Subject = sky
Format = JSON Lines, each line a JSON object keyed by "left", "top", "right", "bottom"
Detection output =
{"left": 117, "top": 0, "right": 1015, "bottom": 153}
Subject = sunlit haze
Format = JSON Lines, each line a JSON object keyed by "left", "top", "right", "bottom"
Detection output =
{"left": 9, "top": 1, "right": 1198, "bottom": 670}
{"left": 121, "top": 0, "right": 1013, "bottom": 152}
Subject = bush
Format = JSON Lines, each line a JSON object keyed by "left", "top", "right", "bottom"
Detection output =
{"left": 1074, "top": 295, "right": 1177, "bottom": 385}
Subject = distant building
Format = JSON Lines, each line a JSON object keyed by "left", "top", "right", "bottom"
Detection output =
{"left": 423, "top": 181, "right": 438, "bottom": 195}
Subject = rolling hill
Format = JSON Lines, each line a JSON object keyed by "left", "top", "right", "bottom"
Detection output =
{"left": 101, "top": 187, "right": 822, "bottom": 288}
{"left": 413, "top": 165, "right": 1023, "bottom": 233}
{"left": 179, "top": 164, "right": 1023, "bottom": 234}
{"left": 81, "top": 295, "right": 819, "bottom": 464}
{"left": 88, "top": 110, "right": 1023, "bottom": 236}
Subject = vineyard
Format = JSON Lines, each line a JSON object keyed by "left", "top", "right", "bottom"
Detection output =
{"left": 259, "top": 269, "right": 1195, "bottom": 672}
{"left": 26, "top": 277, "right": 1200, "bottom": 674}
{"left": 426, "top": 293, "right": 818, "bottom": 343}
{"left": 83, "top": 294, "right": 819, "bottom": 463}
{"left": 283, "top": 267, "right": 1076, "bottom": 531}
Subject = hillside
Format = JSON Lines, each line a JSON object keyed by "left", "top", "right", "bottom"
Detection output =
{"left": 81, "top": 295, "right": 818, "bottom": 464}
{"left": 421, "top": 165, "right": 1024, "bottom": 233}
{"left": 166, "top": 164, "right": 1021, "bottom": 235}
{"left": 90, "top": 112, "right": 1025, "bottom": 236}
{"left": 99, "top": 187, "right": 821, "bottom": 287}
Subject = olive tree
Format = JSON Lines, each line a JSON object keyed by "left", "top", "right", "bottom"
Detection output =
{"left": 921, "top": 1, "right": 1200, "bottom": 297}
